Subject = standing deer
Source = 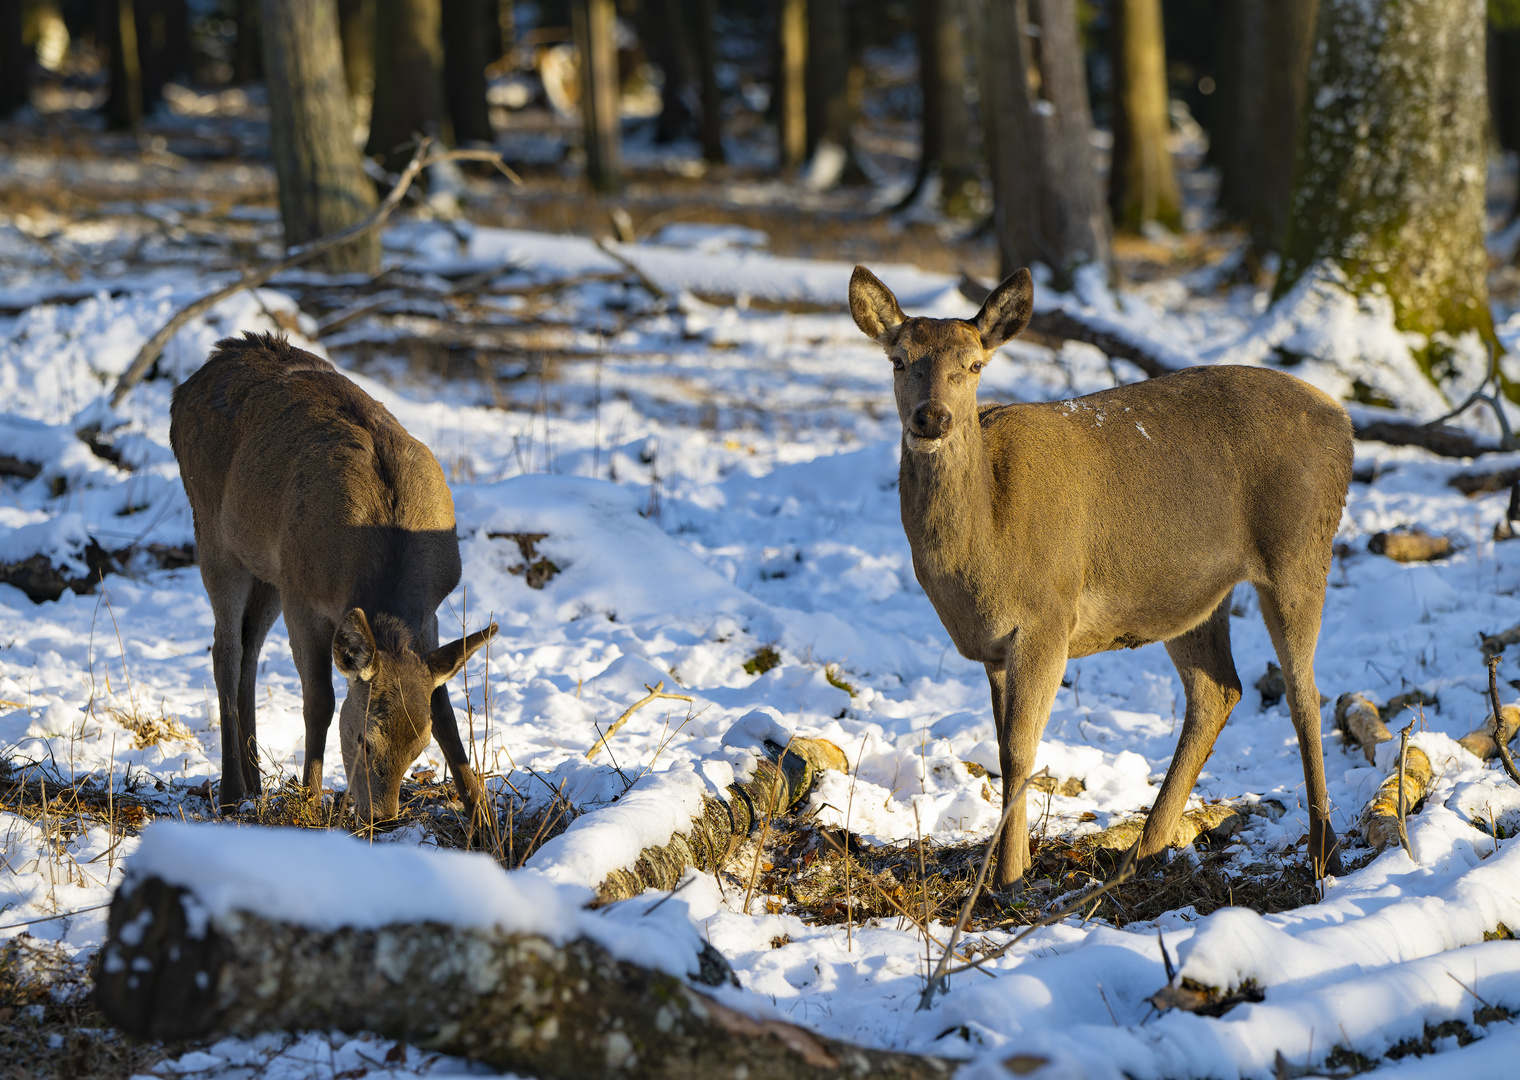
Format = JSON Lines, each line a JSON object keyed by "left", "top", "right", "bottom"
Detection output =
{"left": 850, "top": 266, "right": 1351, "bottom": 889}
{"left": 170, "top": 332, "right": 497, "bottom": 826}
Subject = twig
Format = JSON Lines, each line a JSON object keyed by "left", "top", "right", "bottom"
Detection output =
{"left": 585, "top": 681, "right": 696, "bottom": 760}
{"left": 933, "top": 847, "right": 1139, "bottom": 981}
{"left": 592, "top": 237, "right": 668, "bottom": 302}
{"left": 1424, "top": 342, "right": 1516, "bottom": 450}
{"left": 743, "top": 734, "right": 797, "bottom": 916}
{"left": 1487, "top": 655, "right": 1520, "bottom": 787}
{"left": 0, "top": 901, "right": 110, "bottom": 931}
{"left": 108, "top": 140, "right": 520, "bottom": 409}
{"left": 917, "top": 767, "right": 1048, "bottom": 1010}
{"left": 1395, "top": 720, "right": 1416, "bottom": 862}
{"left": 844, "top": 737, "right": 869, "bottom": 951}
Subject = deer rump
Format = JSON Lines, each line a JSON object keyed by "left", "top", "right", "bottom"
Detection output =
{"left": 851, "top": 265, "right": 1352, "bottom": 890}
{"left": 170, "top": 332, "right": 495, "bottom": 824}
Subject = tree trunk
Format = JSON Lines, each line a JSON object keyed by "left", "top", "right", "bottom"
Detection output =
{"left": 981, "top": 0, "right": 1111, "bottom": 288}
{"left": 1493, "top": 24, "right": 1520, "bottom": 220}
{"left": 0, "top": 0, "right": 28, "bottom": 117}
{"left": 366, "top": 0, "right": 448, "bottom": 170}
{"left": 694, "top": 0, "right": 725, "bottom": 162}
{"left": 573, "top": 0, "right": 621, "bottom": 193}
{"left": 899, "top": 0, "right": 976, "bottom": 213}
{"left": 1275, "top": 0, "right": 1495, "bottom": 373}
{"left": 99, "top": 0, "right": 144, "bottom": 129}
{"left": 1108, "top": 0, "right": 1183, "bottom": 233}
{"left": 777, "top": 0, "right": 807, "bottom": 168}
{"left": 495, "top": 0, "right": 515, "bottom": 64}
{"left": 98, "top": 876, "right": 954, "bottom": 1079}
{"left": 646, "top": 0, "right": 696, "bottom": 144}
{"left": 233, "top": 0, "right": 262, "bottom": 83}
{"left": 260, "top": 0, "right": 380, "bottom": 274}
{"left": 804, "top": 0, "right": 865, "bottom": 184}
{"left": 337, "top": 0, "right": 374, "bottom": 102}
{"left": 1247, "top": 0, "right": 1317, "bottom": 256}
{"left": 1209, "top": 0, "right": 1266, "bottom": 221}
{"left": 441, "top": 0, "right": 494, "bottom": 146}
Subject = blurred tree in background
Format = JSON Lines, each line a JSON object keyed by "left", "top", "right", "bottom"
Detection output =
{"left": 1107, "top": 0, "right": 1181, "bottom": 232}
{"left": 261, "top": 0, "right": 379, "bottom": 272}
{"left": 366, "top": 0, "right": 447, "bottom": 169}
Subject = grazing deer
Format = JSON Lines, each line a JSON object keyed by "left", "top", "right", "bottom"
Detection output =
{"left": 170, "top": 333, "right": 497, "bottom": 826}
{"left": 850, "top": 267, "right": 1351, "bottom": 889}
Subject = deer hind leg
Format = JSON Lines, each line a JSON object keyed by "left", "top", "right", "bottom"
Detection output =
{"left": 1258, "top": 578, "right": 1344, "bottom": 876}
{"left": 234, "top": 579, "right": 281, "bottom": 797}
{"left": 1142, "top": 592, "right": 1242, "bottom": 860}
{"left": 204, "top": 560, "right": 257, "bottom": 812}
{"left": 992, "top": 631, "right": 1069, "bottom": 891}
{"left": 284, "top": 607, "right": 337, "bottom": 797}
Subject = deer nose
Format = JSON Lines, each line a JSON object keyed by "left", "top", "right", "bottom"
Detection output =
{"left": 911, "top": 402, "right": 952, "bottom": 440}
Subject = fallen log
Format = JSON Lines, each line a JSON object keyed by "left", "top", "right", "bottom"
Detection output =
{"left": 579, "top": 736, "right": 847, "bottom": 902}
{"left": 1334, "top": 693, "right": 1393, "bottom": 765}
{"left": 1360, "top": 744, "right": 1433, "bottom": 853}
{"left": 1458, "top": 705, "right": 1520, "bottom": 761}
{"left": 1073, "top": 803, "right": 1246, "bottom": 857}
{"left": 97, "top": 862, "right": 953, "bottom": 1078}
{"left": 1367, "top": 530, "right": 1453, "bottom": 562}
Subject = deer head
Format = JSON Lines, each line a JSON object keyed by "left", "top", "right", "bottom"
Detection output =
{"left": 849, "top": 266, "right": 1034, "bottom": 454}
{"left": 333, "top": 609, "right": 498, "bottom": 825}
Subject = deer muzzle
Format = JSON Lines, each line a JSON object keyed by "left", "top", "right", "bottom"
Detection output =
{"left": 909, "top": 401, "right": 953, "bottom": 442}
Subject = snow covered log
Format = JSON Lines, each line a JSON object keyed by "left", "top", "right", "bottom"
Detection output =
{"left": 1361, "top": 746, "right": 1434, "bottom": 853}
{"left": 1459, "top": 705, "right": 1520, "bottom": 761}
{"left": 1368, "top": 530, "right": 1453, "bottom": 563}
{"left": 586, "top": 736, "right": 846, "bottom": 903}
{"left": 1074, "top": 803, "right": 1245, "bottom": 857}
{"left": 96, "top": 844, "right": 951, "bottom": 1079}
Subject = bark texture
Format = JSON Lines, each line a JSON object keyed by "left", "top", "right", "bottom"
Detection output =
{"left": 1275, "top": 0, "right": 1494, "bottom": 370}
{"left": 337, "top": 0, "right": 375, "bottom": 102}
{"left": 1108, "top": 0, "right": 1182, "bottom": 232}
{"left": 441, "top": 0, "right": 494, "bottom": 146}
{"left": 981, "top": 0, "right": 1110, "bottom": 287}
{"left": 260, "top": 0, "right": 380, "bottom": 273}
{"left": 98, "top": 877, "right": 954, "bottom": 1078}
{"left": 573, "top": 0, "right": 621, "bottom": 193}
{"left": 366, "top": 0, "right": 448, "bottom": 169}
{"left": 1360, "top": 745, "right": 1432, "bottom": 852}
{"left": 593, "top": 737, "right": 846, "bottom": 902}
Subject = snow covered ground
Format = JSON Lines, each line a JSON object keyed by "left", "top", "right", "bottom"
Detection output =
{"left": 4, "top": 217, "right": 1520, "bottom": 1078}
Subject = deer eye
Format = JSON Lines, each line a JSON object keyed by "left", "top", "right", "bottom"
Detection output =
{"left": 891, "top": 357, "right": 905, "bottom": 371}
{"left": 969, "top": 361, "right": 984, "bottom": 374}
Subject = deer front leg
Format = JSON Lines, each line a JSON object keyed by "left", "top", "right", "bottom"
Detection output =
{"left": 285, "top": 610, "right": 337, "bottom": 797}
{"left": 993, "top": 628, "right": 1070, "bottom": 891}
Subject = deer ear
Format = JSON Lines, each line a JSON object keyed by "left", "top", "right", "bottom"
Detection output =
{"left": 426, "top": 622, "right": 499, "bottom": 688}
{"left": 333, "top": 608, "right": 377, "bottom": 682}
{"left": 849, "top": 265, "right": 907, "bottom": 346}
{"left": 974, "top": 268, "right": 1034, "bottom": 351}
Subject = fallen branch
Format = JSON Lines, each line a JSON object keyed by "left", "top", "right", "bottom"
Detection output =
{"left": 107, "top": 140, "right": 520, "bottom": 409}
{"left": 1072, "top": 803, "right": 1246, "bottom": 857}
{"left": 586, "top": 681, "right": 696, "bottom": 760}
{"left": 1457, "top": 704, "right": 1520, "bottom": 760}
{"left": 1486, "top": 656, "right": 1520, "bottom": 788}
{"left": 1368, "top": 530, "right": 1453, "bottom": 562}
{"left": 593, "top": 238, "right": 668, "bottom": 302}
{"left": 97, "top": 874, "right": 956, "bottom": 1079}
{"left": 918, "top": 767, "right": 1048, "bottom": 1010}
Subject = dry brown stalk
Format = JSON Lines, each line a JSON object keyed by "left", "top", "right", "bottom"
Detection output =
{"left": 586, "top": 681, "right": 696, "bottom": 760}
{"left": 743, "top": 734, "right": 797, "bottom": 916}
{"left": 1396, "top": 722, "right": 1415, "bottom": 861}
{"left": 918, "top": 767, "right": 1048, "bottom": 1009}
{"left": 108, "top": 139, "right": 521, "bottom": 409}
{"left": 1486, "top": 655, "right": 1520, "bottom": 787}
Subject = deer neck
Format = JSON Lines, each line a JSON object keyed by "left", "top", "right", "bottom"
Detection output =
{"left": 899, "top": 419, "right": 994, "bottom": 575}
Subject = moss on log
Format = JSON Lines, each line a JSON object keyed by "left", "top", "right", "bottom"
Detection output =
{"left": 96, "top": 877, "right": 954, "bottom": 1079}
{"left": 1275, "top": 0, "right": 1494, "bottom": 372}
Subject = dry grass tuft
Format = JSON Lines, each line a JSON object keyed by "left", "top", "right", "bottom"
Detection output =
{"left": 102, "top": 706, "right": 196, "bottom": 751}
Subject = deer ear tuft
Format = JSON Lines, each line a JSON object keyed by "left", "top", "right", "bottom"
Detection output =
{"left": 426, "top": 622, "right": 499, "bottom": 688}
{"left": 974, "top": 268, "right": 1034, "bottom": 351}
{"left": 333, "top": 608, "right": 377, "bottom": 682}
{"left": 849, "top": 266, "right": 907, "bottom": 346}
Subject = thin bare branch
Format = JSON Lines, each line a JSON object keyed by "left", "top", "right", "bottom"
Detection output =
{"left": 586, "top": 681, "right": 696, "bottom": 760}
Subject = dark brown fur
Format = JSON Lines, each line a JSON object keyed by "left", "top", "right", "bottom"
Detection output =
{"left": 850, "top": 267, "right": 1352, "bottom": 889}
{"left": 169, "top": 333, "right": 496, "bottom": 823}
